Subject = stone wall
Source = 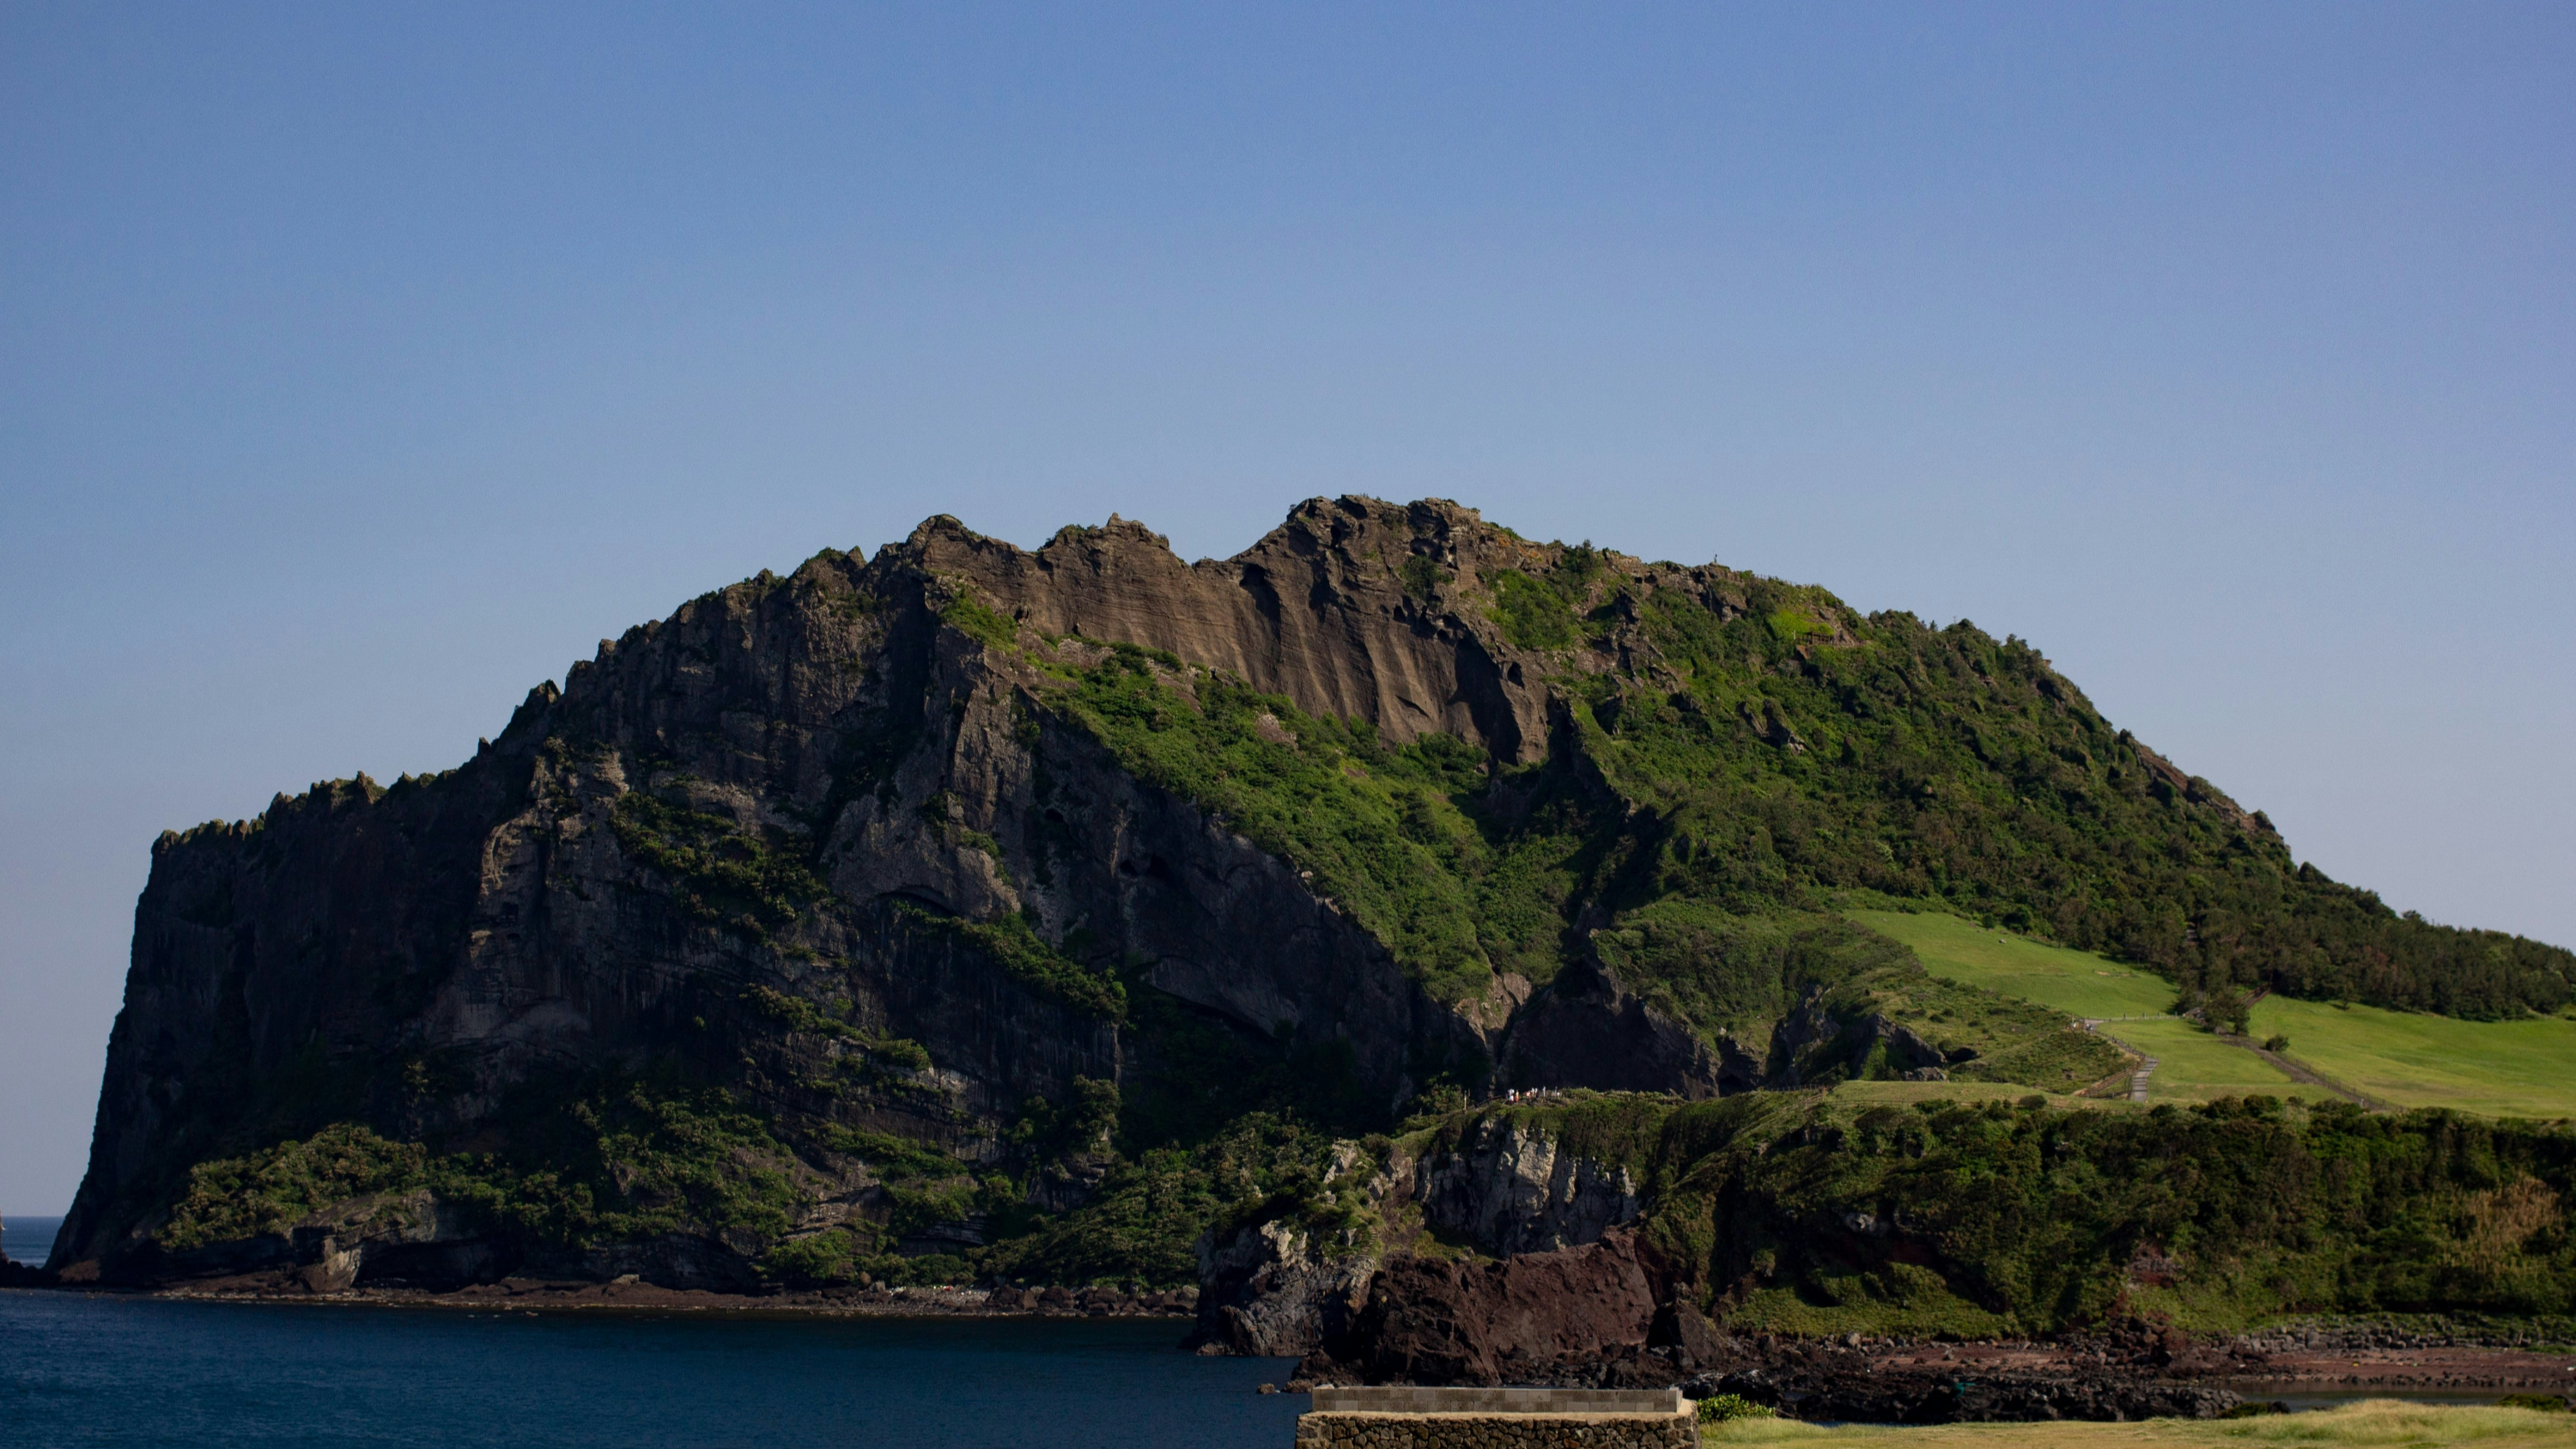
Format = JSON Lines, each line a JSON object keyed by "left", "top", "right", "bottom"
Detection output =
{"left": 1295, "top": 1388, "right": 1692, "bottom": 1449}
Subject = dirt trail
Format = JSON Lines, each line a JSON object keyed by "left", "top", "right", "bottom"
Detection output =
{"left": 2215, "top": 1033, "right": 2388, "bottom": 1109}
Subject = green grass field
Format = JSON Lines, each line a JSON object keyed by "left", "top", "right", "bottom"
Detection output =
{"left": 1847, "top": 909, "right": 2576, "bottom": 1116}
{"left": 2247, "top": 995, "right": 2576, "bottom": 1120}
{"left": 1848, "top": 910, "right": 2172, "bottom": 1018}
{"left": 1702, "top": 1398, "right": 2576, "bottom": 1448}
{"left": 2087, "top": 1016, "right": 2322, "bottom": 1103}
{"left": 1850, "top": 910, "right": 2312, "bottom": 1103}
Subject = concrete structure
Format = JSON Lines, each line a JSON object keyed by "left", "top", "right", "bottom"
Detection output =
{"left": 1295, "top": 1387, "right": 1695, "bottom": 1449}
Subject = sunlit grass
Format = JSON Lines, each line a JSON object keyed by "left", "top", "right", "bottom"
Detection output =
{"left": 1850, "top": 910, "right": 2312, "bottom": 1101}
{"left": 2091, "top": 1017, "right": 2318, "bottom": 1103}
{"left": 2247, "top": 996, "right": 2576, "bottom": 1119}
{"left": 1848, "top": 908, "right": 2576, "bottom": 1115}
{"left": 1702, "top": 1398, "right": 2576, "bottom": 1447}
{"left": 1850, "top": 910, "right": 2172, "bottom": 1018}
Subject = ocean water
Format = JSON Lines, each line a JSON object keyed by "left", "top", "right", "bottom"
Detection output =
{"left": 3, "top": 1220, "right": 62, "bottom": 1268}
{"left": 0, "top": 1293, "right": 1303, "bottom": 1448}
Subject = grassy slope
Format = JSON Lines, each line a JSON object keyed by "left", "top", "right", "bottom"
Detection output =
{"left": 1850, "top": 910, "right": 2175, "bottom": 1018}
{"left": 1704, "top": 1401, "right": 2576, "bottom": 1448}
{"left": 1856, "top": 909, "right": 2576, "bottom": 1117}
{"left": 2247, "top": 996, "right": 2576, "bottom": 1120}
{"left": 1855, "top": 909, "right": 2313, "bottom": 1103}
{"left": 2099, "top": 1018, "right": 2322, "bottom": 1103}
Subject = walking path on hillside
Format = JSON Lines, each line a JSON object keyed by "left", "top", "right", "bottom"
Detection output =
{"left": 2215, "top": 1032, "right": 2386, "bottom": 1109}
{"left": 2078, "top": 1014, "right": 2385, "bottom": 1109}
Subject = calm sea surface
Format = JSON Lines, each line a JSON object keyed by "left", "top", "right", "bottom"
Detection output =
{"left": 0, "top": 1291, "right": 1303, "bottom": 1449}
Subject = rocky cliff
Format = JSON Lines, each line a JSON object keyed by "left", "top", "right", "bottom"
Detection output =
{"left": 1206, "top": 1092, "right": 2576, "bottom": 1397}
{"left": 54, "top": 499, "right": 1568, "bottom": 1282}
{"left": 52, "top": 496, "right": 2573, "bottom": 1321}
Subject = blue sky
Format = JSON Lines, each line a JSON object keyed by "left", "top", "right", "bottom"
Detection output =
{"left": 3, "top": 3, "right": 2570, "bottom": 1212}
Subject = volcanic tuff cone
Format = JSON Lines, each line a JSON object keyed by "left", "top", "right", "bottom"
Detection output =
{"left": 52, "top": 496, "right": 2571, "bottom": 1292}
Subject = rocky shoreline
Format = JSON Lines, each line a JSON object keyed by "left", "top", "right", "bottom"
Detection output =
{"left": 14, "top": 1273, "right": 2570, "bottom": 1422}
{"left": 13, "top": 1274, "right": 1194, "bottom": 1320}
{"left": 1283, "top": 1313, "right": 2576, "bottom": 1422}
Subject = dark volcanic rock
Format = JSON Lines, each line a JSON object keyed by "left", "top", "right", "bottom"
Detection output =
{"left": 1498, "top": 958, "right": 1733, "bottom": 1098}
{"left": 1691, "top": 1361, "right": 2242, "bottom": 1424}
{"left": 1318, "top": 1230, "right": 1662, "bottom": 1385}
{"left": 54, "top": 496, "right": 1593, "bottom": 1283}
{"left": 1191, "top": 1216, "right": 1379, "bottom": 1357}
{"left": 1413, "top": 1114, "right": 1643, "bottom": 1257}
{"left": 57, "top": 487, "right": 2528, "bottom": 1380}
{"left": 904, "top": 506, "right": 1554, "bottom": 764}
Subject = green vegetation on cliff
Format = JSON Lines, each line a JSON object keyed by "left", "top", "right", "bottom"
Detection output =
{"left": 1039, "top": 642, "right": 1601, "bottom": 1001}
{"left": 979, "top": 1113, "right": 1364, "bottom": 1288}
{"left": 1595, "top": 571, "right": 2569, "bottom": 1020}
{"left": 1416, "top": 1090, "right": 2576, "bottom": 1337}
{"left": 889, "top": 900, "right": 1128, "bottom": 1020}
{"left": 611, "top": 793, "right": 829, "bottom": 939}
{"left": 161, "top": 1124, "right": 426, "bottom": 1251}
{"left": 155, "top": 1059, "right": 1358, "bottom": 1293}
{"left": 1033, "top": 539, "right": 2571, "bottom": 1032}
{"left": 160, "top": 1069, "right": 807, "bottom": 1259}
{"left": 1588, "top": 905, "right": 1917, "bottom": 1040}
{"left": 437, "top": 1071, "right": 806, "bottom": 1248}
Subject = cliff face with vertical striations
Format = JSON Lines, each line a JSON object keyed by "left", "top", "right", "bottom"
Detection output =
{"left": 52, "top": 496, "right": 2572, "bottom": 1319}
{"left": 55, "top": 498, "right": 1565, "bottom": 1284}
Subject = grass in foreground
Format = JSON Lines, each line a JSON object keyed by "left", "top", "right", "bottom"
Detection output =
{"left": 1703, "top": 1399, "right": 2576, "bottom": 1448}
{"left": 1854, "top": 909, "right": 2576, "bottom": 1114}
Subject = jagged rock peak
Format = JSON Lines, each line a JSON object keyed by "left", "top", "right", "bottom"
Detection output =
{"left": 876, "top": 495, "right": 1621, "bottom": 762}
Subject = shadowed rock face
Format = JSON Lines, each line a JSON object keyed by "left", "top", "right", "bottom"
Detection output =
{"left": 1498, "top": 959, "right": 1739, "bottom": 1098}
{"left": 1194, "top": 1217, "right": 1382, "bottom": 1359}
{"left": 1338, "top": 1231, "right": 1663, "bottom": 1386}
{"left": 1416, "top": 1117, "right": 1643, "bottom": 1258}
{"left": 1188, "top": 1124, "right": 1661, "bottom": 1364}
{"left": 55, "top": 495, "right": 1694, "bottom": 1280}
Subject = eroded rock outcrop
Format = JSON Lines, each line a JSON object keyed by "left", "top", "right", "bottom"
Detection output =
{"left": 1193, "top": 1217, "right": 1382, "bottom": 1358}
{"left": 1320, "top": 1231, "right": 1663, "bottom": 1386}
{"left": 908, "top": 506, "right": 1555, "bottom": 763}
{"left": 1195, "top": 1111, "right": 1660, "bottom": 1366}
{"left": 1499, "top": 959, "right": 1736, "bottom": 1098}
{"left": 1415, "top": 1117, "right": 1642, "bottom": 1257}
